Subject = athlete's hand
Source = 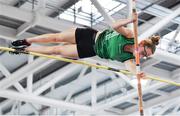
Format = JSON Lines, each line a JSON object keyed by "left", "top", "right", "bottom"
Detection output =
{"left": 132, "top": 12, "right": 138, "bottom": 23}
{"left": 137, "top": 72, "right": 147, "bottom": 79}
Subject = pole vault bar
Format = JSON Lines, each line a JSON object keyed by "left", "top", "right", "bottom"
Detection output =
{"left": 0, "top": 46, "right": 179, "bottom": 90}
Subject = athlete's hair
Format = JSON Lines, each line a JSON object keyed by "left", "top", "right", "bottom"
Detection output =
{"left": 141, "top": 35, "right": 160, "bottom": 53}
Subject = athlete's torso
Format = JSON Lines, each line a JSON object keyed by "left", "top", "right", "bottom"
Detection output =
{"left": 94, "top": 29, "right": 135, "bottom": 62}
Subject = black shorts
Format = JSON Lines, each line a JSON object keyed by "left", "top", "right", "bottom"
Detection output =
{"left": 75, "top": 27, "right": 98, "bottom": 58}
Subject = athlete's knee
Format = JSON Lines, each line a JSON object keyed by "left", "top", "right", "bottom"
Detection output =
{"left": 55, "top": 28, "right": 76, "bottom": 42}
{"left": 52, "top": 33, "right": 63, "bottom": 42}
{"left": 54, "top": 33, "right": 70, "bottom": 42}
{"left": 52, "top": 46, "right": 72, "bottom": 56}
{"left": 52, "top": 46, "right": 63, "bottom": 54}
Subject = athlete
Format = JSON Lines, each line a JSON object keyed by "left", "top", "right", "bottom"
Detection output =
{"left": 11, "top": 18, "right": 160, "bottom": 76}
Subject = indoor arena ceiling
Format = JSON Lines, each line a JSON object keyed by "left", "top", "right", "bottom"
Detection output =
{"left": 0, "top": 0, "right": 179, "bottom": 115}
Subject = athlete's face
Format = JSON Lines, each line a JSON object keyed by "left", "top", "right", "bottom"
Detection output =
{"left": 139, "top": 46, "right": 153, "bottom": 59}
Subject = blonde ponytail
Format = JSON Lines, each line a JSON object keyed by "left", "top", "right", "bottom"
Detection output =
{"left": 142, "top": 35, "right": 160, "bottom": 53}
{"left": 150, "top": 35, "right": 160, "bottom": 45}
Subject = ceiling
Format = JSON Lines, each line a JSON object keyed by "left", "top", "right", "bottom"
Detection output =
{"left": 0, "top": 0, "right": 179, "bottom": 115}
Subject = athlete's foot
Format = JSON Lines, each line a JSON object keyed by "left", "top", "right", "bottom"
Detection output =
{"left": 9, "top": 46, "right": 29, "bottom": 55}
{"left": 11, "top": 39, "right": 31, "bottom": 48}
{"left": 10, "top": 39, "right": 30, "bottom": 55}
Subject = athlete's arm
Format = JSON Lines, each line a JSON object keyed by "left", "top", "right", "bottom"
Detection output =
{"left": 124, "top": 59, "right": 136, "bottom": 74}
{"left": 111, "top": 19, "right": 135, "bottom": 38}
{"left": 124, "top": 59, "right": 146, "bottom": 78}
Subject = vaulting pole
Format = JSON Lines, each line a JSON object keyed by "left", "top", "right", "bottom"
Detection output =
{"left": 132, "top": 0, "right": 144, "bottom": 116}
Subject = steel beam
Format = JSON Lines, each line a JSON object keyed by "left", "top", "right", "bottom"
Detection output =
{"left": 153, "top": 49, "right": 180, "bottom": 65}
{"left": 16, "top": 12, "right": 38, "bottom": 37}
{"left": 0, "top": 58, "right": 55, "bottom": 89}
{"left": 0, "top": 24, "right": 37, "bottom": 41}
{"left": 168, "top": 25, "right": 180, "bottom": 49}
{"left": 0, "top": 90, "right": 94, "bottom": 113}
{"left": 125, "top": 93, "right": 180, "bottom": 115}
{"left": 65, "top": 67, "right": 89, "bottom": 102}
{"left": 27, "top": 56, "right": 34, "bottom": 93}
{"left": 33, "top": 64, "right": 83, "bottom": 95}
{"left": 0, "top": 3, "right": 82, "bottom": 35}
{"left": 90, "top": 0, "right": 114, "bottom": 25}
{"left": 116, "top": 0, "right": 180, "bottom": 24}
{"left": 94, "top": 82, "right": 168, "bottom": 111}
{"left": 91, "top": 74, "right": 97, "bottom": 106}
{"left": 127, "top": 0, "right": 133, "bottom": 29}
{"left": 0, "top": 63, "right": 26, "bottom": 93}
{"left": 36, "top": 0, "right": 46, "bottom": 14}
{"left": 139, "top": 7, "right": 180, "bottom": 40}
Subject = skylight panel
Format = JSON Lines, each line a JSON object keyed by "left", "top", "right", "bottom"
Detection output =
{"left": 164, "top": 30, "right": 180, "bottom": 42}
{"left": 159, "top": 29, "right": 180, "bottom": 51}
{"left": 98, "top": 0, "right": 119, "bottom": 10}
{"left": 59, "top": 0, "right": 126, "bottom": 26}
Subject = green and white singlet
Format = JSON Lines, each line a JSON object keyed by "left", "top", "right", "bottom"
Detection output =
{"left": 94, "top": 29, "right": 135, "bottom": 62}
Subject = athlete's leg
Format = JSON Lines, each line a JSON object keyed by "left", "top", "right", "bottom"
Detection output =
{"left": 11, "top": 28, "right": 77, "bottom": 48}
{"left": 25, "top": 44, "right": 79, "bottom": 58}
{"left": 26, "top": 28, "right": 77, "bottom": 44}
